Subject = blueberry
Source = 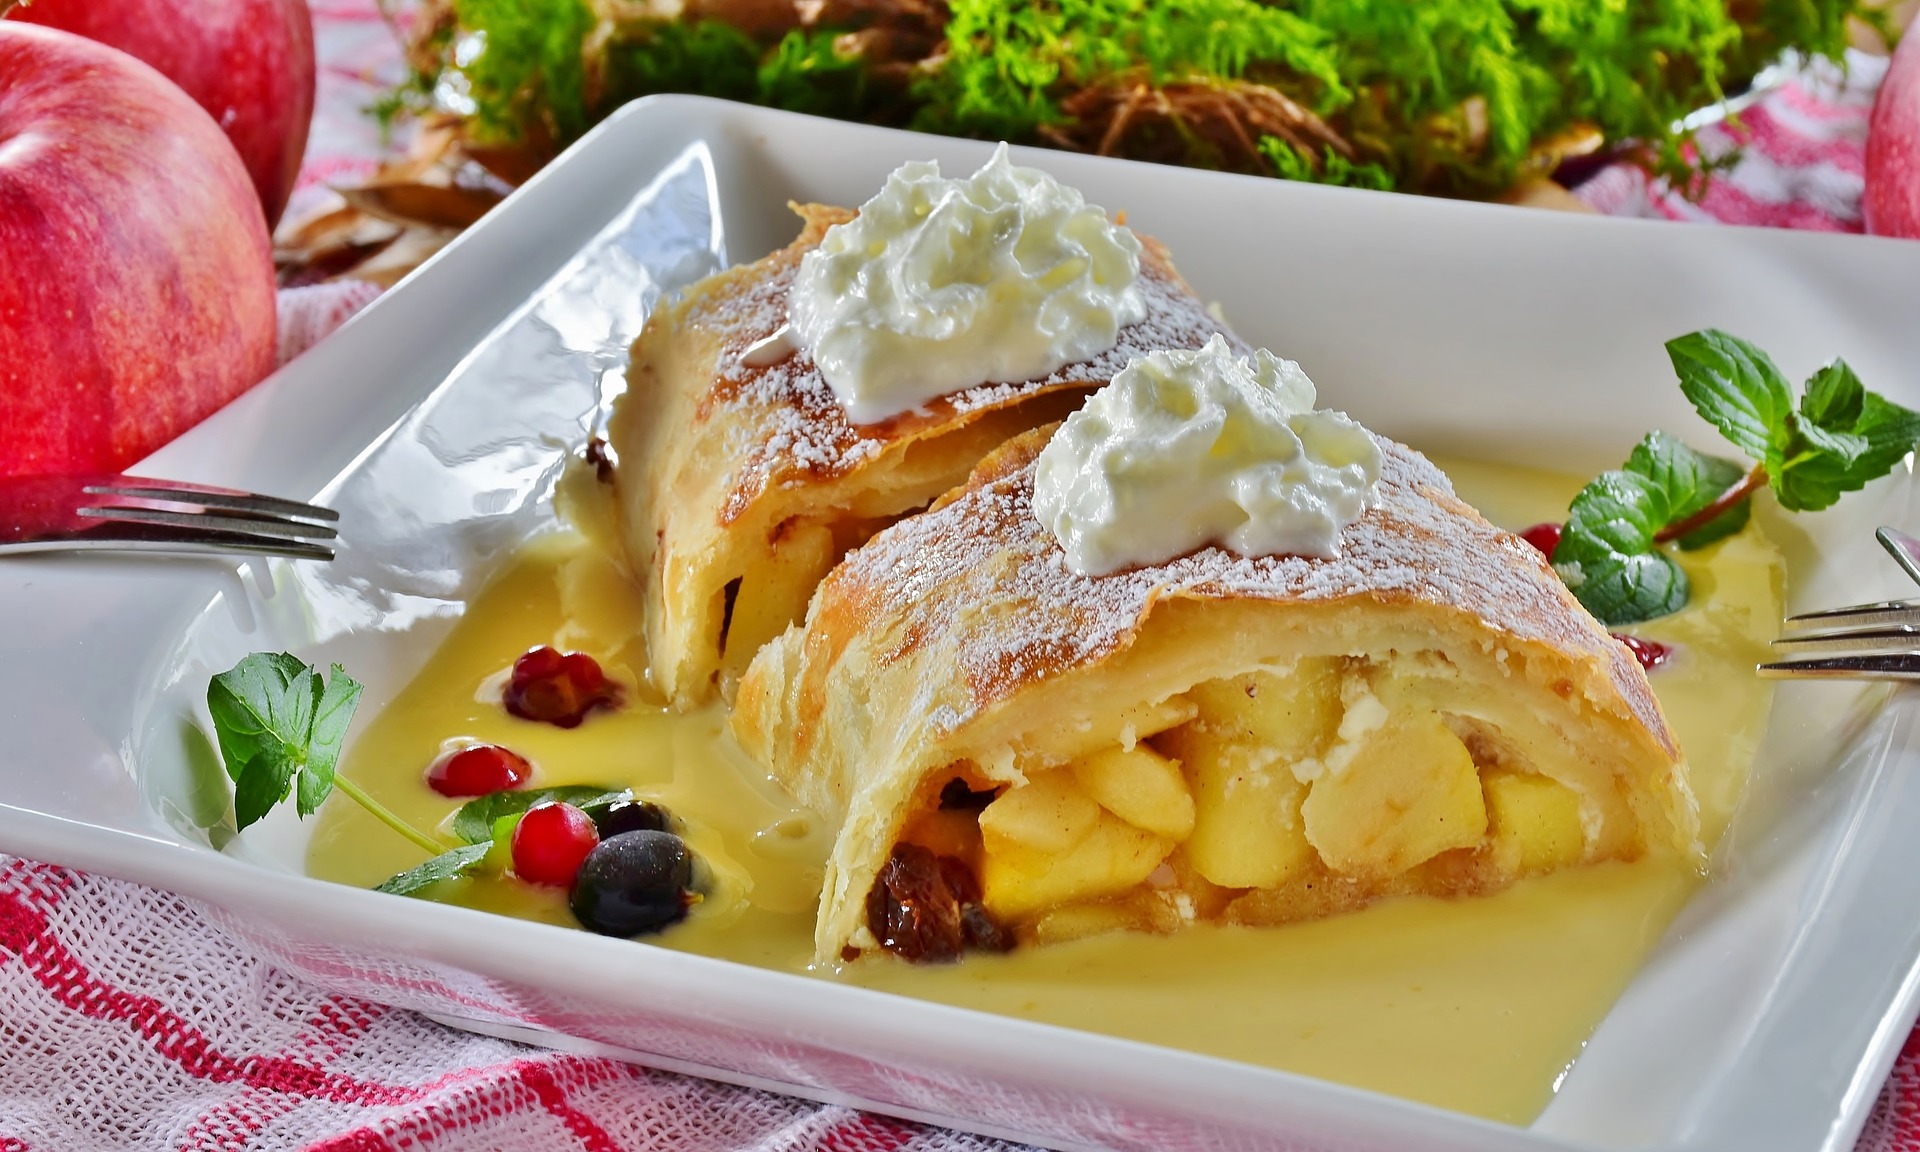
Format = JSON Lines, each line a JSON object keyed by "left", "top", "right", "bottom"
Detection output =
{"left": 569, "top": 830, "right": 694, "bottom": 937}
{"left": 595, "top": 799, "right": 674, "bottom": 839}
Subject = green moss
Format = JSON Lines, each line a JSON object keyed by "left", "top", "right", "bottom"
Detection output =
{"left": 914, "top": 0, "right": 1348, "bottom": 140}
{"left": 1261, "top": 138, "right": 1395, "bottom": 190}
{"left": 450, "top": 0, "right": 596, "bottom": 145}
{"left": 757, "top": 30, "right": 883, "bottom": 121}
{"left": 430, "top": 0, "right": 1878, "bottom": 197}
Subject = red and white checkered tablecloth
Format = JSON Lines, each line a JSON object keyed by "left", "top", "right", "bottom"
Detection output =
{"left": 6, "top": 6, "right": 1918, "bottom": 1150}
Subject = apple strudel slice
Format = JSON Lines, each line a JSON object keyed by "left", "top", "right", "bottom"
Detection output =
{"left": 606, "top": 203, "right": 1229, "bottom": 709}
{"left": 732, "top": 427, "right": 1698, "bottom": 964}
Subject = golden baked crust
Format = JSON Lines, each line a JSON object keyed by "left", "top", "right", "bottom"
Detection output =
{"left": 609, "top": 204, "right": 1232, "bottom": 709}
{"left": 733, "top": 426, "right": 1698, "bottom": 963}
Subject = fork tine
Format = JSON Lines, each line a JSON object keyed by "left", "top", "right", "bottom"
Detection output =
{"left": 1759, "top": 652, "right": 1920, "bottom": 680}
{"left": 1771, "top": 628, "right": 1920, "bottom": 656}
{"left": 1780, "top": 600, "right": 1920, "bottom": 638}
{"left": 85, "top": 478, "right": 339, "bottom": 523}
{"left": 77, "top": 505, "right": 340, "bottom": 542}
{"left": 1879, "top": 527, "right": 1920, "bottom": 590}
{"left": 2, "top": 524, "right": 335, "bottom": 561}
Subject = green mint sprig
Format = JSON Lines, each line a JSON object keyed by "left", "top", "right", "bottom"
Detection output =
{"left": 375, "top": 844, "right": 492, "bottom": 896}
{"left": 206, "top": 653, "right": 631, "bottom": 897}
{"left": 1552, "top": 330, "right": 1920, "bottom": 626}
{"left": 377, "top": 786, "right": 634, "bottom": 896}
{"left": 448, "top": 786, "right": 629, "bottom": 845}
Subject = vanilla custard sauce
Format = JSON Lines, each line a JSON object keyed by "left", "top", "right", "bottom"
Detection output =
{"left": 306, "top": 457, "right": 1781, "bottom": 1125}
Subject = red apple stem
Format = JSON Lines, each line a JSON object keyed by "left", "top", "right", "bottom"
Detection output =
{"left": 0, "top": 1, "right": 23, "bottom": 17}
{"left": 1653, "top": 463, "right": 1769, "bottom": 543}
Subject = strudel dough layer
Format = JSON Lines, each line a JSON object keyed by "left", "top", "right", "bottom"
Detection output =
{"left": 608, "top": 204, "right": 1230, "bottom": 708}
{"left": 734, "top": 426, "right": 1698, "bottom": 963}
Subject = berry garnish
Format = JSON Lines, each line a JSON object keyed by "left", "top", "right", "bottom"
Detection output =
{"left": 1519, "top": 522, "right": 1563, "bottom": 557}
{"left": 595, "top": 799, "right": 674, "bottom": 839}
{"left": 503, "top": 646, "right": 619, "bottom": 728}
{"left": 510, "top": 801, "right": 599, "bottom": 887}
{"left": 570, "top": 830, "right": 695, "bottom": 936}
{"left": 427, "top": 744, "right": 532, "bottom": 798}
{"left": 1612, "top": 633, "right": 1673, "bottom": 672}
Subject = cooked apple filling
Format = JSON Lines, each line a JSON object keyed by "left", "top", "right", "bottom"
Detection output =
{"left": 714, "top": 513, "right": 892, "bottom": 688}
{"left": 873, "top": 656, "right": 1625, "bottom": 959}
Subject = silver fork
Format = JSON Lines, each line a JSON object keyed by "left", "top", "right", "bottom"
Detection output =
{"left": 1760, "top": 527, "right": 1920, "bottom": 680}
{"left": 0, "top": 474, "right": 339, "bottom": 562}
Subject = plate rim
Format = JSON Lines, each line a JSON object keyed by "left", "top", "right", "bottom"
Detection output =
{"left": 3, "top": 93, "right": 1919, "bottom": 1152}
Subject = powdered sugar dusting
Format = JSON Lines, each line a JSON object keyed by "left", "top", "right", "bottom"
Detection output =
{"left": 687, "top": 210, "right": 1230, "bottom": 522}
{"left": 818, "top": 430, "right": 1672, "bottom": 749}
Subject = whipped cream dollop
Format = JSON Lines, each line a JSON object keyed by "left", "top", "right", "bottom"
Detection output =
{"left": 1033, "top": 334, "right": 1384, "bottom": 576}
{"left": 787, "top": 143, "right": 1147, "bottom": 425}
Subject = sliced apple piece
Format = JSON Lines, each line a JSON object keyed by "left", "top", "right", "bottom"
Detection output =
{"left": 1027, "top": 899, "right": 1155, "bottom": 947}
{"left": 1301, "top": 709, "right": 1487, "bottom": 878}
{"left": 1157, "top": 723, "right": 1313, "bottom": 889}
{"left": 1071, "top": 743, "right": 1195, "bottom": 839}
{"left": 978, "top": 769, "right": 1101, "bottom": 855}
{"left": 1485, "top": 770, "right": 1587, "bottom": 873}
{"left": 982, "top": 812, "right": 1173, "bottom": 920}
{"left": 721, "top": 519, "right": 837, "bottom": 675}
{"left": 1188, "top": 658, "right": 1345, "bottom": 763}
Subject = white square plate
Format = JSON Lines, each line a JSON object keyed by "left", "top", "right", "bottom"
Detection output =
{"left": 6, "top": 97, "right": 1920, "bottom": 1152}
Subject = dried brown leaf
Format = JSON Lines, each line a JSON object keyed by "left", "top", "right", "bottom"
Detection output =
{"left": 341, "top": 228, "right": 456, "bottom": 288}
{"left": 336, "top": 182, "right": 503, "bottom": 230}
{"left": 1495, "top": 175, "right": 1597, "bottom": 214}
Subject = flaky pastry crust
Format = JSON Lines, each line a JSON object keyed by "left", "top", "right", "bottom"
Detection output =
{"left": 734, "top": 426, "right": 1698, "bottom": 963}
{"left": 609, "top": 204, "right": 1232, "bottom": 708}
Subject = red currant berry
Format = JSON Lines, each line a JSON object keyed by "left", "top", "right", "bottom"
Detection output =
{"left": 426, "top": 744, "right": 532, "bottom": 797}
{"left": 561, "top": 651, "right": 605, "bottom": 694}
{"left": 511, "top": 802, "right": 600, "bottom": 888}
{"left": 1519, "top": 522, "right": 1563, "bottom": 557}
{"left": 1612, "top": 634, "right": 1673, "bottom": 673}
{"left": 513, "top": 645, "right": 565, "bottom": 681}
{"left": 504, "top": 646, "right": 618, "bottom": 728}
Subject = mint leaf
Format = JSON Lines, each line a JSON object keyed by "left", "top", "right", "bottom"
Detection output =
{"left": 207, "top": 653, "right": 314, "bottom": 785}
{"left": 480, "top": 814, "right": 521, "bottom": 875}
{"left": 1623, "top": 432, "right": 1751, "bottom": 550}
{"left": 1791, "top": 419, "right": 1869, "bottom": 467}
{"left": 1802, "top": 360, "right": 1864, "bottom": 430}
{"left": 299, "top": 666, "right": 364, "bottom": 818}
{"left": 1774, "top": 388, "right": 1920, "bottom": 513}
{"left": 208, "top": 654, "right": 367, "bottom": 832}
{"left": 1666, "top": 329, "right": 1793, "bottom": 470}
{"left": 1551, "top": 470, "right": 1690, "bottom": 626}
{"left": 449, "top": 786, "right": 629, "bottom": 845}
{"left": 233, "top": 749, "right": 299, "bottom": 831}
{"left": 386, "top": 790, "right": 626, "bottom": 899}
{"left": 375, "top": 844, "right": 491, "bottom": 896}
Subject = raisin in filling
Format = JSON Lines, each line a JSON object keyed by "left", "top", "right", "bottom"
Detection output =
{"left": 866, "top": 844, "right": 1012, "bottom": 962}
{"left": 938, "top": 778, "right": 1000, "bottom": 810}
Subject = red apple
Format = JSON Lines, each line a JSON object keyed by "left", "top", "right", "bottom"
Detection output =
{"left": 1866, "top": 28, "right": 1920, "bottom": 239}
{"left": 9, "top": 0, "right": 315, "bottom": 227}
{"left": 0, "top": 22, "right": 277, "bottom": 478}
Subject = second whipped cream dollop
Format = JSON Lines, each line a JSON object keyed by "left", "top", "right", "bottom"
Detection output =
{"left": 788, "top": 143, "right": 1147, "bottom": 425}
{"left": 1034, "top": 334, "right": 1384, "bottom": 576}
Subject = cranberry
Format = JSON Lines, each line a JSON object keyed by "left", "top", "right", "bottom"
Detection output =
{"left": 511, "top": 802, "right": 600, "bottom": 887}
{"left": 503, "top": 646, "right": 619, "bottom": 728}
{"left": 513, "top": 645, "right": 565, "bottom": 681}
{"left": 426, "top": 744, "right": 532, "bottom": 797}
{"left": 1612, "top": 634, "right": 1673, "bottom": 673}
{"left": 1519, "top": 522, "right": 1563, "bottom": 557}
{"left": 561, "top": 652, "right": 605, "bottom": 693}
